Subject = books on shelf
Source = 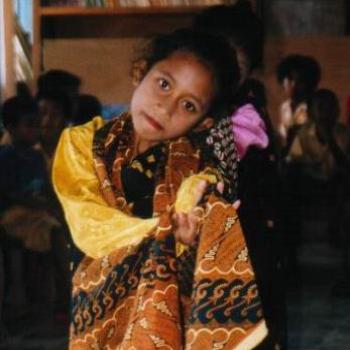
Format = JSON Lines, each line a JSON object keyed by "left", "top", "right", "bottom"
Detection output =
{"left": 42, "top": 0, "right": 116, "bottom": 7}
{"left": 118, "top": 1, "right": 237, "bottom": 6}
{"left": 42, "top": 0, "right": 237, "bottom": 8}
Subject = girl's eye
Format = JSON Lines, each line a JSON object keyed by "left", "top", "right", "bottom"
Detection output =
{"left": 182, "top": 100, "right": 197, "bottom": 113}
{"left": 158, "top": 78, "right": 170, "bottom": 91}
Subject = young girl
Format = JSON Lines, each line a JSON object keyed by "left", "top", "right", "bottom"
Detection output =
{"left": 53, "top": 28, "right": 267, "bottom": 349}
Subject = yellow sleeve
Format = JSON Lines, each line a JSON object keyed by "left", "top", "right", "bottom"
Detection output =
{"left": 52, "top": 117, "right": 159, "bottom": 259}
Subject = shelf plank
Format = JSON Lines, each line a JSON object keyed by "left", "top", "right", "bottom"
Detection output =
{"left": 40, "top": 6, "right": 206, "bottom": 17}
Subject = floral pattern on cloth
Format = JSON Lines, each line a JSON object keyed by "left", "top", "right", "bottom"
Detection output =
{"left": 70, "top": 196, "right": 267, "bottom": 350}
{"left": 206, "top": 116, "right": 239, "bottom": 202}
{"left": 54, "top": 113, "right": 267, "bottom": 349}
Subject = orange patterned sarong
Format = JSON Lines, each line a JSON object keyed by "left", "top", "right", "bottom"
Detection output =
{"left": 54, "top": 114, "right": 268, "bottom": 349}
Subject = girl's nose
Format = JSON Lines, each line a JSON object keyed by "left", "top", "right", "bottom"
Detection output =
{"left": 156, "top": 98, "right": 176, "bottom": 118}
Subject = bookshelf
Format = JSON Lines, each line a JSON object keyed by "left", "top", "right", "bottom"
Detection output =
{"left": 32, "top": 0, "right": 214, "bottom": 83}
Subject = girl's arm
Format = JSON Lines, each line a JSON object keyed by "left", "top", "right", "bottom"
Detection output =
{"left": 52, "top": 117, "right": 159, "bottom": 259}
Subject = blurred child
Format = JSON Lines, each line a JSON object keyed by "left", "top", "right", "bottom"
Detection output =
{"left": 289, "top": 89, "right": 350, "bottom": 287}
{"left": 53, "top": 28, "right": 268, "bottom": 349}
{"left": 0, "top": 95, "right": 69, "bottom": 315}
{"left": 73, "top": 93, "right": 102, "bottom": 126}
{"left": 36, "top": 89, "right": 72, "bottom": 170}
{"left": 289, "top": 89, "right": 349, "bottom": 180}
{"left": 276, "top": 54, "right": 321, "bottom": 150}
{"left": 37, "top": 69, "right": 81, "bottom": 121}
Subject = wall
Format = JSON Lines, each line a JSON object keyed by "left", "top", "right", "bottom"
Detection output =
{"left": 43, "top": 35, "right": 350, "bottom": 124}
{"left": 44, "top": 38, "right": 140, "bottom": 104}
{"left": 0, "top": 0, "right": 15, "bottom": 102}
{"left": 264, "top": 0, "right": 345, "bottom": 36}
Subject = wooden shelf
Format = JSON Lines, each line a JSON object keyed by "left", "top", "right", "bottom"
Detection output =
{"left": 32, "top": 1, "right": 206, "bottom": 87}
{"left": 39, "top": 6, "right": 206, "bottom": 17}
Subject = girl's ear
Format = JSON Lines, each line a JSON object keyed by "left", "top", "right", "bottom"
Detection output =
{"left": 132, "top": 59, "right": 147, "bottom": 87}
{"left": 193, "top": 117, "right": 215, "bottom": 132}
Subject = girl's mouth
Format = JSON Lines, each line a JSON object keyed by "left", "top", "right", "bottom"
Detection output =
{"left": 144, "top": 114, "right": 164, "bottom": 131}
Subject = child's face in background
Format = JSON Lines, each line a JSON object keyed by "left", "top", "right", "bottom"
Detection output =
{"left": 38, "top": 99, "right": 66, "bottom": 148}
{"left": 130, "top": 51, "right": 215, "bottom": 150}
{"left": 11, "top": 114, "right": 40, "bottom": 147}
{"left": 282, "top": 77, "right": 295, "bottom": 99}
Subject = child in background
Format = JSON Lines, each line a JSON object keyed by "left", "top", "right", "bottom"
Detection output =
{"left": 289, "top": 89, "right": 350, "bottom": 292}
{"left": 0, "top": 96, "right": 55, "bottom": 248}
{"left": 276, "top": 54, "right": 321, "bottom": 150}
{"left": 0, "top": 95, "right": 70, "bottom": 318}
{"left": 53, "top": 28, "right": 268, "bottom": 349}
{"left": 36, "top": 89, "right": 72, "bottom": 170}
{"left": 277, "top": 56, "right": 321, "bottom": 282}
{"left": 37, "top": 69, "right": 81, "bottom": 124}
{"left": 289, "top": 89, "right": 350, "bottom": 182}
{"left": 0, "top": 96, "right": 60, "bottom": 307}
{"left": 73, "top": 93, "right": 102, "bottom": 126}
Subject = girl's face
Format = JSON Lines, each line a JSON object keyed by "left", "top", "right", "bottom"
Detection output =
{"left": 130, "top": 51, "right": 215, "bottom": 151}
{"left": 282, "top": 77, "right": 295, "bottom": 98}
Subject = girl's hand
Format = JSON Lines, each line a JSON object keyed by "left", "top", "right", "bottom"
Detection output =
{"left": 216, "top": 182, "right": 241, "bottom": 210}
{"left": 172, "top": 180, "right": 207, "bottom": 246}
{"left": 172, "top": 210, "right": 203, "bottom": 246}
{"left": 172, "top": 181, "right": 241, "bottom": 246}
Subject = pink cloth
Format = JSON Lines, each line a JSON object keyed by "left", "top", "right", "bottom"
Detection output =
{"left": 231, "top": 104, "right": 269, "bottom": 159}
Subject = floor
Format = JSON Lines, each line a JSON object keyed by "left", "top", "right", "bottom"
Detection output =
{"left": 286, "top": 218, "right": 350, "bottom": 350}
{"left": 0, "top": 218, "right": 349, "bottom": 349}
{"left": 0, "top": 302, "right": 68, "bottom": 350}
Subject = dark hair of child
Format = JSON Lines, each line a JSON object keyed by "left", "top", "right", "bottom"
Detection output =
{"left": 237, "top": 78, "right": 267, "bottom": 110}
{"left": 1, "top": 95, "right": 38, "bottom": 130}
{"left": 73, "top": 94, "right": 102, "bottom": 126}
{"left": 36, "top": 89, "right": 73, "bottom": 120}
{"left": 277, "top": 54, "right": 321, "bottom": 107}
{"left": 37, "top": 69, "right": 81, "bottom": 95}
{"left": 309, "top": 88, "right": 340, "bottom": 130}
{"left": 16, "top": 81, "right": 32, "bottom": 100}
{"left": 192, "top": 1, "right": 264, "bottom": 72}
{"left": 133, "top": 28, "right": 240, "bottom": 120}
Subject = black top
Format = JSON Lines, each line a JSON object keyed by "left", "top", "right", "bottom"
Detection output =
{"left": 121, "top": 143, "right": 165, "bottom": 218}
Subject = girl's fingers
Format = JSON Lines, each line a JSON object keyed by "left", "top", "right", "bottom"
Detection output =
{"left": 178, "top": 212, "right": 189, "bottom": 229}
{"left": 172, "top": 212, "right": 178, "bottom": 225}
{"left": 187, "top": 211, "right": 198, "bottom": 233}
{"left": 233, "top": 199, "right": 241, "bottom": 210}
{"left": 173, "top": 211, "right": 201, "bottom": 245}
{"left": 217, "top": 182, "right": 224, "bottom": 194}
{"left": 193, "top": 180, "right": 207, "bottom": 205}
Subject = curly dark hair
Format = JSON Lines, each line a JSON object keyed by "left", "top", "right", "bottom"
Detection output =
{"left": 1, "top": 95, "right": 38, "bottom": 130}
{"left": 132, "top": 28, "right": 240, "bottom": 120}
{"left": 37, "top": 69, "right": 81, "bottom": 96}
{"left": 277, "top": 54, "right": 321, "bottom": 104}
{"left": 192, "top": 1, "right": 264, "bottom": 72}
{"left": 36, "top": 89, "right": 73, "bottom": 119}
{"left": 309, "top": 88, "right": 340, "bottom": 129}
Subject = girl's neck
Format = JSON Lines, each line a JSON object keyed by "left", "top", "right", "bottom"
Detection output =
{"left": 133, "top": 132, "right": 160, "bottom": 156}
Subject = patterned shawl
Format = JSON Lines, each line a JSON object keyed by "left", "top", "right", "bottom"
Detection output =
{"left": 53, "top": 113, "right": 267, "bottom": 350}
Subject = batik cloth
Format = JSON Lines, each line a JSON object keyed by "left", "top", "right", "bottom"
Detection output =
{"left": 53, "top": 113, "right": 268, "bottom": 350}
